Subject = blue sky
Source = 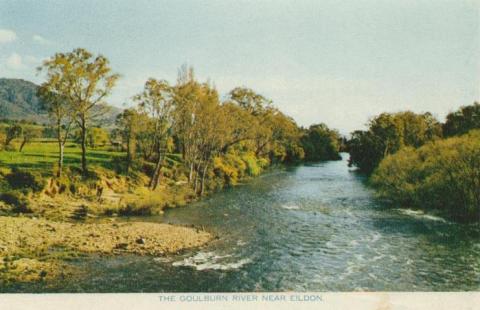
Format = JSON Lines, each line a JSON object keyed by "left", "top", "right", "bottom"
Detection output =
{"left": 0, "top": 0, "right": 478, "bottom": 133}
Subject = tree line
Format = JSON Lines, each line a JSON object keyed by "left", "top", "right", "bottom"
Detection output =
{"left": 347, "top": 102, "right": 480, "bottom": 221}
{"left": 26, "top": 48, "right": 341, "bottom": 196}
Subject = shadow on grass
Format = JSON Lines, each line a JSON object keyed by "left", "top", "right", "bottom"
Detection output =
{"left": 0, "top": 150, "right": 125, "bottom": 174}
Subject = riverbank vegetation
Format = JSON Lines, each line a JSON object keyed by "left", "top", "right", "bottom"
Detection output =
{"left": 0, "top": 49, "right": 342, "bottom": 217}
{"left": 371, "top": 130, "right": 480, "bottom": 222}
{"left": 348, "top": 102, "right": 480, "bottom": 222}
{"left": 0, "top": 48, "right": 341, "bottom": 282}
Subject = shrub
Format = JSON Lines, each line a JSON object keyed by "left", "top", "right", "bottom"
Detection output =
{"left": 71, "top": 204, "right": 89, "bottom": 220}
{"left": 5, "top": 169, "right": 45, "bottom": 192}
{"left": 242, "top": 153, "right": 262, "bottom": 176}
{"left": 348, "top": 111, "right": 442, "bottom": 173}
{"left": 213, "top": 156, "right": 240, "bottom": 186}
{"left": 118, "top": 203, "right": 153, "bottom": 216}
{"left": 302, "top": 123, "right": 341, "bottom": 161}
{"left": 371, "top": 130, "right": 480, "bottom": 222}
{"left": 213, "top": 152, "right": 271, "bottom": 186}
{"left": 0, "top": 191, "right": 31, "bottom": 213}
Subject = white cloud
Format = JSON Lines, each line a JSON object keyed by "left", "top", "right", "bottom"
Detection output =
{"left": 5, "top": 53, "right": 25, "bottom": 70}
{"left": 32, "top": 34, "right": 51, "bottom": 45}
{"left": 0, "top": 29, "right": 17, "bottom": 44}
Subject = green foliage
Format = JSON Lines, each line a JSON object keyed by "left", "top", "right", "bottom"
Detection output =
{"left": 0, "top": 141, "right": 124, "bottom": 174}
{"left": 228, "top": 87, "right": 272, "bottom": 116}
{"left": 19, "top": 125, "right": 43, "bottom": 152}
{"left": 212, "top": 151, "right": 270, "bottom": 188}
{"left": 347, "top": 130, "right": 384, "bottom": 173}
{"left": 213, "top": 153, "right": 246, "bottom": 186}
{"left": 371, "top": 130, "right": 480, "bottom": 222}
{"left": 443, "top": 102, "right": 480, "bottom": 137}
{"left": 4, "top": 124, "right": 23, "bottom": 146}
{"left": 5, "top": 169, "right": 46, "bottom": 192}
{"left": 241, "top": 153, "right": 262, "bottom": 176}
{"left": 268, "top": 111, "right": 305, "bottom": 163}
{"left": 348, "top": 111, "right": 442, "bottom": 173}
{"left": 226, "top": 87, "right": 305, "bottom": 163}
{"left": 86, "top": 127, "right": 109, "bottom": 148}
{"left": 38, "top": 48, "right": 120, "bottom": 174}
{"left": 301, "top": 123, "right": 341, "bottom": 161}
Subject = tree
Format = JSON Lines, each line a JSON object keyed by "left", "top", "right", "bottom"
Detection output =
{"left": 19, "top": 126, "right": 42, "bottom": 152}
{"left": 218, "top": 102, "right": 256, "bottom": 153}
{"left": 190, "top": 83, "right": 227, "bottom": 195}
{"left": 4, "top": 124, "right": 22, "bottom": 147}
{"left": 371, "top": 130, "right": 480, "bottom": 222}
{"left": 267, "top": 111, "right": 305, "bottom": 162}
{"left": 37, "top": 87, "right": 74, "bottom": 176}
{"left": 302, "top": 123, "right": 341, "bottom": 161}
{"left": 116, "top": 109, "right": 142, "bottom": 173}
{"left": 86, "top": 127, "right": 109, "bottom": 148}
{"left": 227, "top": 87, "right": 276, "bottom": 157}
{"left": 228, "top": 87, "right": 272, "bottom": 116}
{"left": 347, "top": 111, "right": 442, "bottom": 173}
{"left": 347, "top": 130, "right": 383, "bottom": 173}
{"left": 172, "top": 67, "right": 231, "bottom": 195}
{"left": 172, "top": 67, "right": 202, "bottom": 184}
{"left": 443, "top": 102, "right": 480, "bottom": 137}
{"left": 134, "top": 78, "right": 174, "bottom": 190}
{"left": 38, "top": 48, "right": 119, "bottom": 174}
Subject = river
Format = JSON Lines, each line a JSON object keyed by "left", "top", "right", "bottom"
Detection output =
{"left": 7, "top": 154, "right": 480, "bottom": 292}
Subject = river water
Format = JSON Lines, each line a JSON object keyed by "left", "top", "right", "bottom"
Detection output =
{"left": 6, "top": 154, "right": 480, "bottom": 292}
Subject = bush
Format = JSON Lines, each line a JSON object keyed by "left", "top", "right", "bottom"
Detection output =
{"left": 371, "top": 130, "right": 480, "bottom": 222}
{"left": 0, "top": 191, "right": 31, "bottom": 213}
{"left": 118, "top": 203, "right": 153, "bottom": 216}
{"left": 213, "top": 152, "right": 271, "bottom": 186}
{"left": 301, "top": 123, "right": 341, "bottom": 161}
{"left": 71, "top": 204, "right": 89, "bottom": 220}
{"left": 242, "top": 153, "right": 262, "bottom": 176}
{"left": 213, "top": 155, "right": 243, "bottom": 186}
{"left": 5, "top": 169, "right": 45, "bottom": 192}
{"left": 348, "top": 111, "right": 442, "bottom": 173}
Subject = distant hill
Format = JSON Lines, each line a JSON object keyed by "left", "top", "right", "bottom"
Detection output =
{"left": 0, "top": 78, "right": 47, "bottom": 122}
{"left": 0, "top": 78, "right": 122, "bottom": 126}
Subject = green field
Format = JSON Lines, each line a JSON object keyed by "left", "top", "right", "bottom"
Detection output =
{"left": 0, "top": 139, "right": 124, "bottom": 174}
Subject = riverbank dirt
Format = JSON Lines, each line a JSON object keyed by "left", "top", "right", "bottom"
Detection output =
{"left": 0, "top": 216, "right": 211, "bottom": 283}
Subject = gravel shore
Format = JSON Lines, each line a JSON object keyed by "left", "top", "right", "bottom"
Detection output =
{"left": 0, "top": 216, "right": 211, "bottom": 283}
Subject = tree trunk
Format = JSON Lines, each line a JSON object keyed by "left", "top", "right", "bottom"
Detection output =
{"left": 200, "top": 162, "right": 209, "bottom": 196}
{"left": 58, "top": 142, "right": 64, "bottom": 177}
{"left": 19, "top": 138, "right": 27, "bottom": 152}
{"left": 126, "top": 135, "right": 131, "bottom": 174}
{"left": 80, "top": 117, "right": 88, "bottom": 174}
{"left": 188, "top": 162, "right": 194, "bottom": 184}
{"left": 149, "top": 154, "right": 163, "bottom": 190}
{"left": 193, "top": 163, "right": 199, "bottom": 194}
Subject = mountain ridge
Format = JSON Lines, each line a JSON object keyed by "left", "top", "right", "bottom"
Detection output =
{"left": 0, "top": 78, "right": 122, "bottom": 126}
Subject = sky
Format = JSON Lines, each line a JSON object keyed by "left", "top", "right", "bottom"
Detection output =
{"left": 0, "top": 0, "right": 479, "bottom": 134}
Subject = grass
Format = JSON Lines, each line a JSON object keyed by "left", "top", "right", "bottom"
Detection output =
{"left": 0, "top": 139, "right": 125, "bottom": 174}
{"left": 0, "top": 138, "right": 214, "bottom": 284}
{"left": 0, "top": 138, "right": 194, "bottom": 219}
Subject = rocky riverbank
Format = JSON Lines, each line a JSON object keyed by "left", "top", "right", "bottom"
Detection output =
{"left": 0, "top": 216, "right": 211, "bottom": 283}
